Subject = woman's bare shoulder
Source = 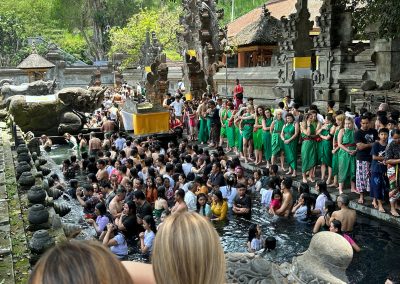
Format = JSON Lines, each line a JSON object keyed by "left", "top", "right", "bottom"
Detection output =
{"left": 122, "top": 261, "right": 156, "bottom": 284}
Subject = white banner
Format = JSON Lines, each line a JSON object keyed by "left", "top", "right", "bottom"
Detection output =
{"left": 26, "top": 94, "right": 57, "bottom": 103}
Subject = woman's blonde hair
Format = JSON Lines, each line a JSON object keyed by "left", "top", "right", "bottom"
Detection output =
{"left": 29, "top": 240, "right": 132, "bottom": 284}
{"left": 274, "top": 109, "right": 283, "bottom": 118}
{"left": 152, "top": 212, "right": 226, "bottom": 284}
{"left": 336, "top": 114, "right": 346, "bottom": 128}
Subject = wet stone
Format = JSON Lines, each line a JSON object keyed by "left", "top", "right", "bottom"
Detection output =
{"left": 0, "top": 201, "right": 9, "bottom": 225}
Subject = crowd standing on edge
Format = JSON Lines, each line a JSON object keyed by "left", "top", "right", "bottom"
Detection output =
{"left": 34, "top": 80, "right": 400, "bottom": 281}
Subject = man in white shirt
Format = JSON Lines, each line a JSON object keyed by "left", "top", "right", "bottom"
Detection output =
{"left": 184, "top": 182, "right": 197, "bottom": 212}
{"left": 182, "top": 155, "right": 193, "bottom": 177}
{"left": 170, "top": 95, "right": 184, "bottom": 121}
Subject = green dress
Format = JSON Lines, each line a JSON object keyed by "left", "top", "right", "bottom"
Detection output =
{"left": 253, "top": 116, "right": 264, "bottom": 150}
{"left": 198, "top": 117, "right": 209, "bottom": 143}
{"left": 271, "top": 119, "right": 284, "bottom": 156}
{"left": 235, "top": 126, "right": 243, "bottom": 152}
{"left": 318, "top": 124, "right": 333, "bottom": 167}
{"left": 283, "top": 123, "right": 297, "bottom": 170}
{"left": 263, "top": 117, "right": 273, "bottom": 161}
{"left": 207, "top": 116, "right": 212, "bottom": 137}
{"left": 338, "top": 129, "right": 356, "bottom": 183}
{"left": 226, "top": 111, "right": 236, "bottom": 147}
{"left": 241, "top": 114, "right": 255, "bottom": 140}
{"left": 332, "top": 129, "right": 339, "bottom": 176}
{"left": 301, "top": 123, "right": 317, "bottom": 173}
{"left": 220, "top": 109, "right": 227, "bottom": 138}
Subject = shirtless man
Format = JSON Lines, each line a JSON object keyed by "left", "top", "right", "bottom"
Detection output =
{"left": 275, "top": 177, "right": 293, "bottom": 217}
{"left": 41, "top": 135, "right": 53, "bottom": 152}
{"left": 100, "top": 118, "right": 116, "bottom": 134}
{"left": 330, "top": 194, "right": 356, "bottom": 234}
{"left": 88, "top": 132, "right": 102, "bottom": 157}
{"left": 109, "top": 187, "right": 126, "bottom": 219}
{"left": 96, "top": 159, "right": 109, "bottom": 181}
{"left": 171, "top": 189, "right": 188, "bottom": 214}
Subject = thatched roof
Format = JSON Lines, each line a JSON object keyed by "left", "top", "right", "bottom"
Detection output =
{"left": 17, "top": 51, "right": 55, "bottom": 70}
{"left": 232, "top": 11, "right": 282, "bottom": 46}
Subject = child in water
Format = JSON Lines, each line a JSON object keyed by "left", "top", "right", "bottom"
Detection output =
{"left": 269, "top": 189, "right": 282, "bottom": 215}
{"left": 247, "top": 224, "right": 264, "bottom": 252}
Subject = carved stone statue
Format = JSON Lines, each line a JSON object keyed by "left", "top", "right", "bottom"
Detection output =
{"left": 0, "top": 79, "right": 57, "bottom": 105}
{"left": 226, "top": 232, "right": 353, "bottom": 284}
{"left": 7, "top": 86, "right": 106, "bottom": 135}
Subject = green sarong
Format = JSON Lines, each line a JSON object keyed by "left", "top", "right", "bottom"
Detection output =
{"left": 338, "top": 129, "right": 356, "bottom": 183}
{"left": 263, "top": 117, "right": 273, "bottom": 161}
{"left": 198, "top": 117, "right": 209, "bottom": 143}
{"left": 220, "top": 109, "right": 227, "bottom": 138}
{"left": 226, "top": 111, "right": 235, "bottom": 147}
{"left": 241, "top": 114, "right": 254, "bottom": 140}
{"left": 271, "top": 119, "right": 284, "bottom": 156}
{"left": 332, "top": 129, "right": 340, "bottom": 176}
{"left": 318, "top": 124, "right": 333, "bottom": 167}
{"left": 253, "top": 117, "right": 264, "bottom": 150}
{"left": 283, "top": 123, "right": 297, "bottom": 170}
{"left": 235, "top": 126, "right": 243, "bottom": 152}
{"left": 301, "top": 123, "right": 317, "bottom": 173}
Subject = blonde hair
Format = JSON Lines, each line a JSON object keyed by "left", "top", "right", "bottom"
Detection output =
{"left": 274, "top": 109, "right": 283, "bottom": 118}
{"left": 335, "top": 114, "right": 346, "bottom": 128}
{"left": 152, "top": 212, "right": 225, "bottom": 284}
{"left": 29, "top": 241, "right": 133, "bottom": 284}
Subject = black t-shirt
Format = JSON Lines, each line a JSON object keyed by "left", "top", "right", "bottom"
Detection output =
{"left": 137, "top": 201, "right": 153, "bottom": 218}
{"left": 355, "top": 128, "right": 378, "bottom": 161}
{"left": 370, "top": 142, "right": 387, "bottom": 174}
{"left": 209, "top": 172, "right": 226, "bottom": 187}
{"left": 234, "top": 194, "right": 252, "bottom": 209}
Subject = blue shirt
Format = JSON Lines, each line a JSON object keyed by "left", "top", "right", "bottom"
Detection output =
{"left": 144, "top": 230, "right": 155, "bottom": 253}
{"left": 114, "top": 137, "right": 126, "bottom": 151}
{"left": 110, "top": 233, "right": 128, "bottom": 258}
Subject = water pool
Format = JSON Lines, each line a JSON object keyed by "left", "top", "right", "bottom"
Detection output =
{"left": 44, "top": 145, "right": 400, "bottom": 283}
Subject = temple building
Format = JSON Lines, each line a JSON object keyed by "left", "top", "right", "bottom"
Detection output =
{"left": 225, "top": 0, "right": 323, "bottom": 68}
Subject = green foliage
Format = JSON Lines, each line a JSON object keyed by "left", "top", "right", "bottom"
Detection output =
{"left": 109, "top": 7, "right": 182, "bottom": 67}
{"left": 350, "top": 0, "right": 400, "bottom": 39}
{"left": 0, "top": 12, "right": 26, "bottom": 66}
{"left": 217, "top": 0, "right": 267, "bottom": 24}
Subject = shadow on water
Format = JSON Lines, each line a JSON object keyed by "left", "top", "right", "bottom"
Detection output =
{"left": 44, "top": 145, "right": 400, "bottom": 283}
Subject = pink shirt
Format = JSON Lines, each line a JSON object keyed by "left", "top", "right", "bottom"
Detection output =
{"left": 270, "top": 199, "right": 281, "bottom": 210}
{"left": 343, "top": 234, "right": 355, "bottom": 245}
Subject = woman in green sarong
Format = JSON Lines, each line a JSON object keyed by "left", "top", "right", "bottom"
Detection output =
{"left": 240, "top": 105, "right": 255, "bottom": 163}
{"left": 234, "top": 109, "right": 244, "bottom": 157}
{"left": 281, "top": 113, "right": 299, "bottom": 177}
{"left": 262, "top": 108, "right": 273, "bottom": 167}
{"left": 253, "top": 106, "right": 265, "bottom": 165}
{"left": 337, "top": 117, "right": 356, "bottom": 195}
{"left": 300, "top": 111, "right": 320, "bottom": 183}
{"left": 270, "top": 109, "right": 285, "bottom": 170}
{"left": 316, "top": 114, "right": 335, "bottom": 184}
{"left": 329, "top": 114, "right": 345, "bottom": 188}
{"left": 219, "top": 101, "right": 228, "bottom": 147}
{"left": 197, "top": 102, "right": 209, "bottom": 144}
{"left": 226, "top": 102, "right": 236, "bottom": 152}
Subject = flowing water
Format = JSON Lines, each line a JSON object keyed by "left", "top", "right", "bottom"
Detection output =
{"left": 44, "top": 145, "right": 400, "bottom": 283}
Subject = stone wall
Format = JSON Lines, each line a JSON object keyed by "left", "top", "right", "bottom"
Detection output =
{"left": 0, "top": 65, "right": 183, "bottom": 94}
{"left": 214, "top": 67, "right": 280, "bottom": 105}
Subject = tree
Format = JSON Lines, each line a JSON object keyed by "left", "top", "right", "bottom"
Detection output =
{"left": 0, "top": 12, "right": 26, "bottom": 66}
{"left": 109, "top": 7, "right": 182, "bottom": 67}
{"left": 350, "top": 0, "right": 400, "bottom": 39}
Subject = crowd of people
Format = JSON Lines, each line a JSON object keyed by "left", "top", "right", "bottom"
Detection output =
{"left": 34, "top": 79, "right": 400, "bottom": 282}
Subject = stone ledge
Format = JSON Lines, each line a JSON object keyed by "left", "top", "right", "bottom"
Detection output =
{"left": 0, "top": 201, "right": 9, "bottom": 226}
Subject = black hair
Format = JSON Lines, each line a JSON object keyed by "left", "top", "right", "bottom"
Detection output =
{"left": 196, "top": 193, "right": 208, "bottom": 216}
{"left": 281, "top": 177, "right": 292, "bottom": 189}
{"left": 331, "top": 219, "right": 342, "bottom": 234}
{"left": 317, "top": 181, "right": 332, "bottom": 201}
{"left": 143, "top": 215, "right": 157, "bottom": 234}
{"left": 379, "top": 127, "right": 389, "bottom": 134}
{"left": 248, "top": 224, "right": 258, "bottom": 242}
{"left": 134, "top": 190, "right": 146, "bottom": 200}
